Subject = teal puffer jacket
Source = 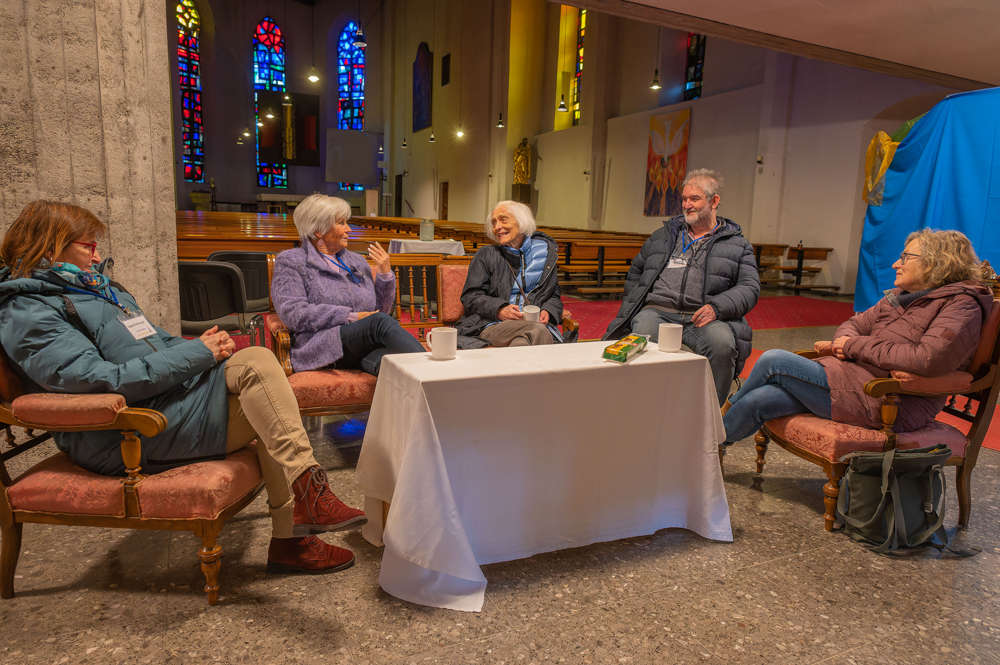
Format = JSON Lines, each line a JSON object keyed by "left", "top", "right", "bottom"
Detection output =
{"left": 0, "top": 268, "right": 229, "bottom": 475}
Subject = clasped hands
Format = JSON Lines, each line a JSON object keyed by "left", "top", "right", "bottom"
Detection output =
{"left": 497, "top": 304, "right": 550, "bottom": 324}
{"left": 814, "top": 336, "right": 850, "bottom": 360}
{"left": 200, "top": 325, "right": 237, "bottom": 362}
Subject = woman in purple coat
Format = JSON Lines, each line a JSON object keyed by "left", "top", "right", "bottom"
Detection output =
{"left": 271, "top": 195, "right": 425, "bottom": 376}
{"left": 722, "top": 229, "right": 992, "bottom": 443}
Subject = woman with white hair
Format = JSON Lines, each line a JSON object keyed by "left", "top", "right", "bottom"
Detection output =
{"left": 271, "top": 194, "right": 424, "bottom": 375}
{"left": 455, "top": 201, "right": 564, "bottom": 347}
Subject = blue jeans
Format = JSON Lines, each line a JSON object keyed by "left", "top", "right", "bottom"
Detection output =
{"left": 336, "top": 313, "right": 426, "bottom": 376}
{"left": 631, "top": 307, "right": 738, "bottom": 406}
{"left": 722, "top": 349, "right": 832, "bottom": 443}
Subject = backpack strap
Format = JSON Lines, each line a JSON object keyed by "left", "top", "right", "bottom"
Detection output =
{"left": 61, "top": 294, "right": 105, "bottom": 359}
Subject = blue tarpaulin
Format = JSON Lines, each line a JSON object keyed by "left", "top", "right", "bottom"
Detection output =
{"left": 855, "top": 87, "right": 1000, "bottom": 312}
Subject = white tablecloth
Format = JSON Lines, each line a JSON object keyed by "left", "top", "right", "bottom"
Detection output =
{"left": 388, "top": 238, "right": 465, "bottom": 256}
{"left": 355, "top": 341, "right": 731, "bottom": 611}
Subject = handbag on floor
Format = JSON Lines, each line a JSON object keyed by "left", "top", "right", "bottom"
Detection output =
{"left": 836, "top": 444, "right": 978, "bottom": 556}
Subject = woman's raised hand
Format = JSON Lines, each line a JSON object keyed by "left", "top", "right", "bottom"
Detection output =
{"left": 369, "top": 242, "right": 392, "bottom": 274}
{"left": 199, "top": 325, "right": 236, "bottom": 362}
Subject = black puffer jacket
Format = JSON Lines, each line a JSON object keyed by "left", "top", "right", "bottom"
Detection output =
{"left": 456, "top": 232, "right": 563, "bottom": 337}
{"left": 602, "top": 215, "right": 760, "bottom": 373}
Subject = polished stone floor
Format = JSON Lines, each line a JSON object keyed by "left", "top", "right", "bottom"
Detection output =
{"left": 2, "top": 321, "right": 999, "bottom": 664}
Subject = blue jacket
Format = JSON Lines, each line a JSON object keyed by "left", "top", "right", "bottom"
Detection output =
{"left": 603, "top": 216, "right": 760, "bottom": 373}
{"left": 0, "top": 268, "right": 229, "bottom": 475}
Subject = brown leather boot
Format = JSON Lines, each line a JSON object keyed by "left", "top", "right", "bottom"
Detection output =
{"left": 721, "top": 398, "right": 733, "bottom": 417}
{"left": 266, "top": 535, "right": 355, "bottom": 574}
{"left": 292, "top": 466, "right": 368, "bottom": 537}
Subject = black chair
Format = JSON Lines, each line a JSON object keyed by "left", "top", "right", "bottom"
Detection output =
{"left": 177, "top": 261, "right": 252, "bottom": 338}
{"left": 207, "top": 251, "right": 270, "bottom": 313}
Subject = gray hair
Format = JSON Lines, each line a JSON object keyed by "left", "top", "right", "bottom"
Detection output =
{"left": 291, "top": 194, "right": 351, "bottom": 243}
{"left": 682, "top": 169, "right": 724, "bottom": 201}
{"left": 485, "top": 201, "right": 537, "bottom": 243}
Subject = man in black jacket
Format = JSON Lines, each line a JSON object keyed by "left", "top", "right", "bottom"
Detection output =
{"left": 603, "top": 169, "right": 760, "bottom": 405}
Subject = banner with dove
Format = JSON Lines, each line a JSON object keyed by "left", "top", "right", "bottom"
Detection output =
{"left": 644, "top": 109, "right": 690, "bottom": 217}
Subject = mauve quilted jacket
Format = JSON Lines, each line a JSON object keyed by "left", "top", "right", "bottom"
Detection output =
{"left": 272, "top": 243, "right": 395, "bottom": 372}
{"left": 816, "top": 279, "right": 994, "bottom": 432}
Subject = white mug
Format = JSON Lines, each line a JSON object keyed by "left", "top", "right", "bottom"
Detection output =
{"left": 658, "top": 322, "right": 683, "bottom": 352}
{"left": 426, "top": 326, "right": 458, "bottom": 360}
{"left": 522, "top": 305, "right": 541, "bottom": 322}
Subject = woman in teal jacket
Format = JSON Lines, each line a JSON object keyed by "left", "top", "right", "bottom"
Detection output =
{"left": 0, "top": 201, "right": 366, "bottom": 575}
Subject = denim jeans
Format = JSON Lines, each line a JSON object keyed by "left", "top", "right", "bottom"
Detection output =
{"left": 722, "top": 349, "right": 832, "bottom": 443}
{"left": 336, "top": 312, "right": 426, "bottom": 376}
{"left": 631, "top": 307, "right": 738, "bottom": 406}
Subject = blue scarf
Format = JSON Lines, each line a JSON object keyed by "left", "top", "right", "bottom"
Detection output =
{"left": 505, "top": 235, "right": 549, "bottom": 307}
{"left": 46, "top": 261, "right": 111, "bottom": 292}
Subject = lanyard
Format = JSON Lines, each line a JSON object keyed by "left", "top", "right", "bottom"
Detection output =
{"left": 322, "top": 252, "right": 363, "bottom": 284}
{"left": 61, "top": 285, "right": 131, "bottom": 315}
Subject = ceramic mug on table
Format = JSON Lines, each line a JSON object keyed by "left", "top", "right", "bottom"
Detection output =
{"left": 522, "top": 305, "right": 541, "bottom": 322}
{"left": 426, "top": 326, "right": 458, "bottom": 360}
{"left": 658, "top": 323, "right": 683, "bottom": 352}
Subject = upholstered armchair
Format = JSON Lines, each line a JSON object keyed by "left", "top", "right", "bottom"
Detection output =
{"left": 755, "top": 298, "right": 1000, "bottom": 531}
{"left": 0, "top": 350, "right": 265, "bottom": 605}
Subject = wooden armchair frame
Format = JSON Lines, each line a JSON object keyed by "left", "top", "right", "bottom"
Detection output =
{"left": 0, "top": 400, "right": 264, "bottom": 605}
{"left": 755, "top": 298, "right": 1000, "bottom": 531}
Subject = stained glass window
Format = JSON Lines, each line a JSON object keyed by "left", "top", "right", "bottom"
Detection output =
{"left": 177, "top": 0, "right": 204, "bottom": 182}
{"left": 254, "top": 17, "right": 288, "bottom": 188}
{"left": 684, "top": 33, "right": 706, "bottom": 101}
{"left": 338, "top": 22, "right": 365, "bottom": 191}
{"left": 572, "top": 9, "right": 585, "bottom": 126}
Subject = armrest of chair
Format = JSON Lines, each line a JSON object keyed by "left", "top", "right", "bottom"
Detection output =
{"left": 865, "top": 370, "right": 976, "bottom": 399}
{"left": 561, "top": 310, "right": 579, "bottom": 332}
{"left": 265, "top": 313, "right": 294, "bottom": 377}
{"left": 794, "top": 350, "right": 821, "bottom": 359}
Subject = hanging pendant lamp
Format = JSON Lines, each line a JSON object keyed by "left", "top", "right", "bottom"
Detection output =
{"left": 557, "top": 95, "right": 568, "bottom": 112}
{"left": 496, "top": 113, "right": 504, "bottom": 128}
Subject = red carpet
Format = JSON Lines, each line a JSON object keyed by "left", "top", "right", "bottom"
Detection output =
{"left": 562, "top": 295, "right": 856, "bottom": 341}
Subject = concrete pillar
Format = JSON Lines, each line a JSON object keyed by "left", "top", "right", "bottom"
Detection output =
{"left": 0, "top": 0, "right": 180, "bottom": 331}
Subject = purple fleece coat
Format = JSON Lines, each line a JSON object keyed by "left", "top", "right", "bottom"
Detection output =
{"left": 816, "top": 279, "right": 993, "bottom": 432}
{"left": 272, "top": 242, "right": 395, "bottom": 372}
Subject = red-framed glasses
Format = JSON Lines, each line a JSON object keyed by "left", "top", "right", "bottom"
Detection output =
{"left": 72, "top": 241, "right": 98, "bottom": 257}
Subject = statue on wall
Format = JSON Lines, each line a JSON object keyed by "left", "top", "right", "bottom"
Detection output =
{"left": 513, "top": 138, "right": 531, "bottom": 185}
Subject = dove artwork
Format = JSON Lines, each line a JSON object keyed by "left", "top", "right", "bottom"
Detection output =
{"left": 644, "top": 109, "right": 690, "bottom": 217}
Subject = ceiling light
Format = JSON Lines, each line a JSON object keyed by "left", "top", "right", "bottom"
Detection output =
{"left": 650, "top": 69, "right": 661, "bottom": 90}
{"left": 308, "top": 66, "right": 320, "bottom": 83}
{"left": 402, "top": 137, "right": 408, "bottom": 148}
{"left": 242, "top": 126, "right": 251, "bottom": 137}
{"left": 265, "top": 109, "right": 275, "bottom": 119}
{"left": 429, "top": 130, "right": 435, "bottom": 143}
{"left": 257, "top": 119, "right": 264, "bottom": 127}
{"left": 378, "top": 145, "right": 384, "bottom": 154}
{"left": 237, "top": 136, "right": 244, "bottom": 145}
{"left": 456, "top": 128, "right": 464, "bottom": 138}
{"left": 282, "top": 94, "right": 292, "bottom": 107}
{"left": 496, "top": 113, "right": 504, "bottom": 128}
{"left": 353, "top": 26, "right": 367, "bottom": 48}
{"left": 557, "top": 95, "right": 568, "bottom": 112}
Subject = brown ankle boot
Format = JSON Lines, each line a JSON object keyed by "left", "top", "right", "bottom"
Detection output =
{"left": 266, "top": 535, "right": 355, "bottom": 574}
{"left": 292, "top": 466, "right": 368, "bottom": 537}
{"left": 721, "top": 398, "right": 733, "bottom": 417}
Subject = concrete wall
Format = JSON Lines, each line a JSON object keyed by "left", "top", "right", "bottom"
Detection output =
{"left": 1, "top": 0, "right": 180, "bottom": 330}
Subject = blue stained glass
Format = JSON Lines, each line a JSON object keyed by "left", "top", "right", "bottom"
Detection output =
{"left": 177, "top": 0, "right": 204, "bottom": 182}
{"left": 338, "top": 22, "right": 365, "bottom": 189}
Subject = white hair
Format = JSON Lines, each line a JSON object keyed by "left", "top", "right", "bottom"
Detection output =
{"left": 291, "top": 194, "right": 351, "bottom": 243}
{"left": 682, "top": 169, "right": 724, "bottom": 201}
{"left": 485, "top": 201, "right": 537, "bottom": 242}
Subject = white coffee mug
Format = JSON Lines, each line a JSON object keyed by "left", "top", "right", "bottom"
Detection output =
{"left": 522, "top": 305, "right": 541, "bottom": 322}
{"left": 658, "top": 322, "right": 683, "bottom": 352}
{"left": 426, "top": 326, "right": 458, "bottom": 360}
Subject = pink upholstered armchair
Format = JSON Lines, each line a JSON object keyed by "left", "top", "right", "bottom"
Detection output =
{"left": 0, "top": 348, "right": 264, "bottom": 605}
{"left": 755, "top": 298, "right": 1000, "bottom": 531}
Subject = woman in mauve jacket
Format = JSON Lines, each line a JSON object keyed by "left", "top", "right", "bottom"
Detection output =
{"left": 722, "top": 229, "right": 993, "bottom": 443}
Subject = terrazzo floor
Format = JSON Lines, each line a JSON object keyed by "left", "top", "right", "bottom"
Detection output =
{"left": 2, "top": 324, "right": 998, "bottom": 664}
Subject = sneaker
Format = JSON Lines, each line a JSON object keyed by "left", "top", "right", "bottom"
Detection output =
{"left": 266, "top": 536, "right": 355, "bottom": 575}
{"left": 292, "top": 466, "right": 368, "bottom": 537}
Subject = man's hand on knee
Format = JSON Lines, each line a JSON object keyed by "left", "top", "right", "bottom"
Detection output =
{"left": 692, "top": 304, "right": 717, "bottom": 328}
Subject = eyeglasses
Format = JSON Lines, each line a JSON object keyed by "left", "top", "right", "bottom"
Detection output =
{"left": 72, "top": 241, "right": 98, "bottom": 257}
{"left": 898, "top": 252, "right": 922, "bottom": 265}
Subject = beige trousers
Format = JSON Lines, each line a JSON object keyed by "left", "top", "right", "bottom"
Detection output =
{"left": 222, "top": 347, "right": 318, "bottom": 538}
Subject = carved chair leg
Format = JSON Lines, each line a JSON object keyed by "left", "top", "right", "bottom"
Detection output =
{"left": 754, "top": 431, "right": 769, "bottom": 476}
{"left": 822, "top": 464, "right": 844, "bottom": 532}
{"left": 956, "top": 464, "right": 972, "bottom": 526}
{"left": 1, "top": 521, "right": 23, "bottom": 599}
{"left": 198, "top": 535, "right": 222, "bottom": 606}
